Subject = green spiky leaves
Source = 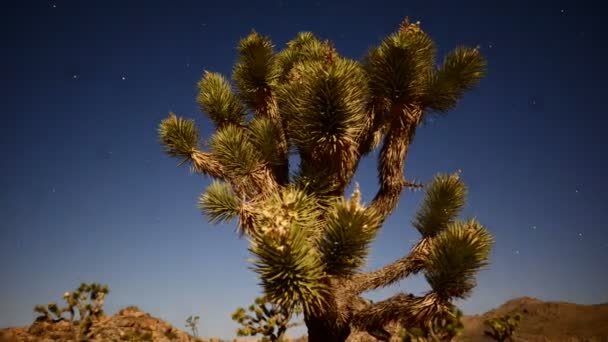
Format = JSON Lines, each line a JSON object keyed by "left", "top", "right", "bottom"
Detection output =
{"left": 233, "top": 31, "right": 279, "bottom": 108}
{"left": 318, "top": 185, "right": 382, "bottom": 276}
{"left": 158, "top": 113, "right": 200, "bottom": 159}
{"left": 231, "top": 296, "right": 300, "bottom": 340}
{"left": 425, "top": 219, "right": 494, "bottom": 299}
{"left": 209, "top": 124, "right": 262, "bottom": 177}
{"left": 364, "top": 20, "right": 436, "bottom": 102}
{"left": 198, "top": 181, "right": 240, "bottom": 224}
{"left": 248, "top": 117, "right": 286, "bottom": 167}
{"left": 279, "top": 57, "right": 369, "bottom": 153}
{"left": 197, "top": 72, "right": 246, "bottom": 127}
{"left": 248, "top": 188, "right": 328, "bottom": 315}
{"left": 423, "top": 47, "right": 486, "bottom": 113}
{"left": 413, "top": 173, "right": 467, "bottom": 237}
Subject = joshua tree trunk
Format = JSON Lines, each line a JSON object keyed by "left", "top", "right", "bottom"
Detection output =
{"left": 305, "top": 316, "right": 350, "bottom": 342}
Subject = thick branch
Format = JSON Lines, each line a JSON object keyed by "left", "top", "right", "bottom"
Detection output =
{"left": 190, "top": 149, "right": 226, "bottom": 179}
{"left": 351, "top": 292, "right": 449, "bottom": 336}
{"left": 346, "top": 238, "right": 430, "bottom": 295}
{"left": 370, "top": 103, "right": 423, "bottom": 219}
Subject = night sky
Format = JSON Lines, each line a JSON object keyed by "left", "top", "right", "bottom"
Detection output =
{"left": 2, "top": 0, "right": 607, "bottom": 339}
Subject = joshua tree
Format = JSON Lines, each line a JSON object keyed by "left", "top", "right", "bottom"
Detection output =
{"left": 484, "top": 314, "right": 521, "bottom": 342}
{"left": 34, "top": 282, "right": 110, "bottom": 337}
{"left": 231, "top": 296, "right": 301, "bottom": 341}
{"left": 158, "top": 17, "right": 492, "bottom": 342}
{"left": 185, "top": 315, "right": 200, "bottom": 338}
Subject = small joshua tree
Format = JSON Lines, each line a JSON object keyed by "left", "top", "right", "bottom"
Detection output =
{"left": 34, "top": 282, "right": 110, "bottom": 336}
{"left": 484, "top": 313, "right": 521, "bottom": 342}
{"left": 185, "top": 315, "right": 200, "bottom": 338}
{"left": 231, "top": 296, "right": 301, "bottom": 342}
{"left": 159, "top": 17, "right": 492, "bottom": 342}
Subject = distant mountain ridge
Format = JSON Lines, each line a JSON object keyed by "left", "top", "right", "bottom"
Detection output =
{"left": 458, "top": 297, "right": 608, "bottom": 341}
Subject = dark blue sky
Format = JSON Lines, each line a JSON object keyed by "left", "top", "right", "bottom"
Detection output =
{"left": 1, "top": 0, "right": 607, "bottom": 339}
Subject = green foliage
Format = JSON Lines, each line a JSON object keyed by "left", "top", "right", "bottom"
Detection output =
{"left": 158, "top": 112, "right": 199, "bottom": 159}
{"left": 277, "top": 56, "right": 369, "bottom": 155}
{"left": 425, "top": 219, "right": 494, "bottom": 299}
{"left": 34, "top": 282, "right": 110, "bottom": 337}
{"left": 233, "top": 31, "right": 279, "bottom": 109}
{"left": 197, "top": 71, "right": 246, "bottom": 127}
{"left": 364, "top": 20, "right": 435, "bottom": 103}
{"left": 185, "top": 315, "right": 200, "bottom": 338}
{"left": 231, "top": 296, "right": 301, "bottom": 342}
{"left": 248, "top": 117, "right": 286, "bottom": 166}
{"left": 484, "top": 314, "right": 521, "bottom": 342}
{"left": 317, "top": 184, "right": 382, "bottom": 276}
{"left": 422, "top": 47, "right": 486, "bottom": 113}
{"left": 209, "top": 124, "right": 263, "bottom": 177}
{"left": 412, "top": 173, "right": 467, "bottom": 238}
{"left": 198, "top": 181, "right": 240, "bottom": 224}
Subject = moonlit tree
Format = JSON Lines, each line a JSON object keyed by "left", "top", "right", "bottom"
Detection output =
{"left": 158, "top": 18, "right": 493, "bottom": 342}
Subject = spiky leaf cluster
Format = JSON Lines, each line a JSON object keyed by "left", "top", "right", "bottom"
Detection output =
{"left": 424, "top": 220, "right": 494, "bottom": 299}
{"left": 248, "top": 188, "right": 328, "bottom": 315}
{"left": 233, "top": 31, "right": 279, "bottom": 109}
{"left": 423, "top": 47, "right": 486, "bottom": 113}
{"left": 158, "top": 113, "right": 199, "bottom": 159}
{"left": 364, "top": 19, "right": 435, "bottom": 103}
{"left": 197, "top": 71, "right": 246, "bottom": 127}
{"left": 209, "top": 124, "right": 262, "bottom": 177}
{"left": 318, "top": 185, "right": 382, "bottom": 276}
{"left": 413, "top": 173, "right": 467, "bottom": 237}
{"left": 198, "top": 181, "right": 240, "bottom": 224}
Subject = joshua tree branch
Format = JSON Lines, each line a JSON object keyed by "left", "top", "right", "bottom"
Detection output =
{"left": 352, "top": 292, "right": 449, "bottom": 336}
{"left": 370, "top": 103, "right": 424, "bottom": 220}
{"left": 346, "top": 238, "right": 430, "bottom": 295}
{"left": 190, "top": 149, "right": 227, "bottom": 179}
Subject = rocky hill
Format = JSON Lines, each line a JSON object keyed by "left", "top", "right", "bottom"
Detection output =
{"left": 0, "top": 306, "right": 222, "bottom": 342}
{"left": 459, "top": 297, "right": 608, "bottom": 342}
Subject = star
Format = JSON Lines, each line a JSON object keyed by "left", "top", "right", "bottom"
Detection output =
{"left": 52, "top": 187, "right": 56, "bottom": 193}
{"left": 51, "top": 3, "right": 57, "bottom": 8}
{"left": 531, "top": 225, "right": 537, "bottom": 230}
{"left": 560, "top": 9, "right": 565, "bottom": 14}
{"left": 514, "top": 249, "right": 520, "bottom": 255}
{"left": 578, "top": 232, "right": 583, "bottom": 238}
{"left": 121, "top": 75, "right": 127, "bottom": 81}
{"left": 72, "top": 74, "right": 79, "bottom": 79}
{"left": 575, "top": 189, "right": 579, "bottom": 194}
